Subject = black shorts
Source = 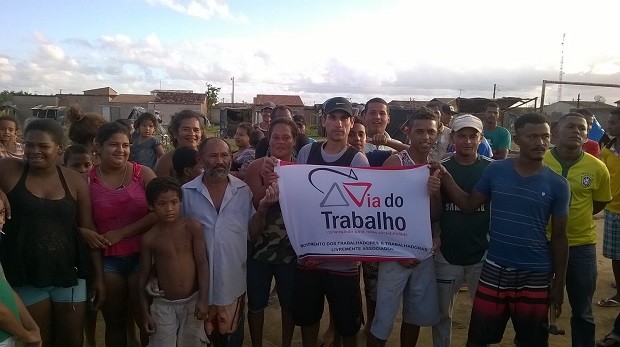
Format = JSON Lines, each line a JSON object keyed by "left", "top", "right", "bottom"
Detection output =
{"left": 292, "top": 266, "right": 363, "bottom": 337}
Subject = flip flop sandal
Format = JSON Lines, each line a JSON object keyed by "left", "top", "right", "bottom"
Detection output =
{"left": 597, "top": 333, "right": 620, "bottom": 347}
{"left": 598, "top": 298, "right": 620, "bottom": 307}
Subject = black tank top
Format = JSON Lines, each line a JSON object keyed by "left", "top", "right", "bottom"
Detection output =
{"left": 0, "top": 164, "right": 91, "bottom": 288}
{"left": 307, "top": 142, "right": 358, "bottom": 166}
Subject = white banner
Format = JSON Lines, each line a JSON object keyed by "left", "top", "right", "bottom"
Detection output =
{"left": 275, "top": 162, "right": 432, "bottom": 261}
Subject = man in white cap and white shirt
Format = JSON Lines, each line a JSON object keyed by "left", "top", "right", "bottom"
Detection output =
{"left": 432, "top": 114, "right": 493, "bottom": 347}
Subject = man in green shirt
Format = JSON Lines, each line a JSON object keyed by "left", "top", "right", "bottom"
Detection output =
{"left": 432, "top": 114, "right": 493, "bottom": 347}
{"left": 482, "top": 102, "right": 511, "bottom": 159}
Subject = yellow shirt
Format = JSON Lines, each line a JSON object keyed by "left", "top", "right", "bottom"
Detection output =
{"left": 601, "top": 145, "right": 620, "bottom": 213}
{"left": 544, "top": 150, "right": 612, "bottom": 246}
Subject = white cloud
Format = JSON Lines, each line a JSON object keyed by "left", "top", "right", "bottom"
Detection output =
{"left": 0, "top": 58, "right": 16, "bottom": 83}
{"left": 39, "top": 44, "right": 66, "bottom": 62}
{"left": 4, "top": 0, "right": 620, "bottom": 106}
{"left": 145, "top": 0, "right": 246, "bottom": 22}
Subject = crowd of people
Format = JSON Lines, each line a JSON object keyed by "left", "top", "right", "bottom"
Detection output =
{"left": 0, "top": 96, "right": 618, "bottom": 347}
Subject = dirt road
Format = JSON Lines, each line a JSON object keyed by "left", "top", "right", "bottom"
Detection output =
{"left": 94, "top": 215, "right": 618, "bottom": 346}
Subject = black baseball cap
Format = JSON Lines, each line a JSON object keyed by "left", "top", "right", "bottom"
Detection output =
{"left": 292, "top": 114, "right": 306, "bottom": 125}
{"left": 441, "top": 104, "right": 458, "bottom": 115}
{"left": 323, "top": 97, "right": 353, "bottom": 117}
{"left": 261, "top": 101, "right": 276, "bottom": 111}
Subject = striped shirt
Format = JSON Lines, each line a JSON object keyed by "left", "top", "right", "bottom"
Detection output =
{"left": 473, "top": 158, "right": 570, "bottom": 271}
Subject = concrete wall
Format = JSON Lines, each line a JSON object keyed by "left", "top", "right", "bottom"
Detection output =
{"left": 57, "top": 94, "right": 111, "bottom": 114}
{"left": 12, "top": 95, "right": 58, "bottom": 124}
{"left": 106, "top": 103, "right": 150, "bottom": 121}
{"left": 150, "top": 103, "right": 204, "bottom": 125}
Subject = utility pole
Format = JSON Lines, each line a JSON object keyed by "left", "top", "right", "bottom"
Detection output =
{"left": 231, "top": 77, "right": 235, "bottom": 104}
{"left": 558, "top": 33, "right": 566, "bottom": 102}
{"left": 492, "top": 84, "right": 497, "bottom": 99}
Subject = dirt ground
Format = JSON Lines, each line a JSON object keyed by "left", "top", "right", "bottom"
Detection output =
{"left": 95, "top": 214, "right": 619, "bottom": 346}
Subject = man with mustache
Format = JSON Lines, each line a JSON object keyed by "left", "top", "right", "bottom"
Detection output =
{"left": 432, "top": 115, "right": 492, "bottom": 347}
{"left": 543, "top": 112, "right": 611, "bottom": 346}
{"left": 435, "top": 113, "right": 570, "bottom": 346}
{"left": 482, "top": 102, "right": 511, "bottom": 160}
{"left": 181, "top": 137, "right": 256, "bottom": 346}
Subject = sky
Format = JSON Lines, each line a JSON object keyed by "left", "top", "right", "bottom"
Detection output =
{"left": 2, "top": 0, "right": 620, "bottom": 107}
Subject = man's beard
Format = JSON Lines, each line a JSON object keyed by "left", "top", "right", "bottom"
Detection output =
{"left": 207, "top": 165, "right": 229, "bottom": 180}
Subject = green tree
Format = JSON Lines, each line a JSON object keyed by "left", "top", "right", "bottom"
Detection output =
{"left": 205, "top": 83, "right": 221, "bottom": 119}
{"left": 0, "top": 90, "right": 33, "bottom": 104}
{"left": 0, "top": 90, "right": 11, "bottom": 104}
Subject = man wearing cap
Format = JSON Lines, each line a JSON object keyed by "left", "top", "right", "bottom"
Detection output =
{"left": 432, "top": 115, "right": 493, "bottom": 347}
{"left": 362, "top": 97, "right": 408, "bottom": 153}
{"left": 440, "top": 104, "right": 458, "bottom": 128}
{"left": 255, "top": 101, "right": 276, "bottom": 135}
{"left": 293, "top": 97, "right": 369, "bottom": 347}
{"left": 427, "top": 101, "right": 452, "bottom": 161}
{"left": 293, "top": 114, "right": 316, "bottom": 143}
{"left": 254, "top": 106, "right": 311, "bottom": 158}
{"left": 482, "top": 102, "right": 511, "bottom": 159}
{"left": 435, "top": 113, "right": 570, "bottom": 346}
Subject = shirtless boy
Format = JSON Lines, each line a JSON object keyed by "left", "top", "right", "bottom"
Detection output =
{"left": 138, "top": 177, "right": 210, "bottom": 346}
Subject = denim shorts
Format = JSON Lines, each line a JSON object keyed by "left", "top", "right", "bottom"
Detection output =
{"left": 14, "top": 278, "right": 87, "bottom": 306}
{"left": 103, "top": 253, "right": 140, "bottom": 275}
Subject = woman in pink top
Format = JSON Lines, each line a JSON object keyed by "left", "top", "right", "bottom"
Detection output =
{"left": 89, "top": 122, "right": 156, "bottom": 347}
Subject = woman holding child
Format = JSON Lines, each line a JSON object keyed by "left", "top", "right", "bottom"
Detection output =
{"left": 89, "top": 122, "right": 157, "bottom": 346}
{"left": 0, "top": 119, "right": 104, "bottom": 346}
{"left": 245, "top": 117, "right": 299, "bottom": 347}
{"left": 153, "top": 110, "right": 206, "bottom": 177}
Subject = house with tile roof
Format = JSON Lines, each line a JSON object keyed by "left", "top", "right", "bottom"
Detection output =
{"left": 150, "top": 90, "right": 208, "bottom": 124}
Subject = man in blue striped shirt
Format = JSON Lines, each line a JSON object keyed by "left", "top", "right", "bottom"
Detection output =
{"left": 434, "top": 113, "right": 570, "bottom": 347}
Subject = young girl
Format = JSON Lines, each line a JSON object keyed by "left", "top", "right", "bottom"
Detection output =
{"left": 63, "top": 144, "right": 94, "bottom": 177}
{"left": 90, "top": 122, "right": 156, "bottom": 346}
{"left": 67, "top": 106, "right": 107, "bottom": 166}
{"left": 0, "top": 116, "right": 23, "bottom": 159}
{"left": 129, "top": 113, "right": 165, "bottom": 169}
{"left": 62, "top": 144, "right": 101, "bottom": 347}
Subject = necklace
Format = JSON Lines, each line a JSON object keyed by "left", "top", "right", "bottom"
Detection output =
{"left": 99, "top": 163, "right": 127, "bottom": 190}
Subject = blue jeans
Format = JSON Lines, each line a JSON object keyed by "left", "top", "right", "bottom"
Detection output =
{"left": 566, "top": 244, "right": 597, "bottom": 347}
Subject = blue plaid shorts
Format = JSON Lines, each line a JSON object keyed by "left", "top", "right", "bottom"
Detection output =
{"left": 603, "top": 210, "right": 620, "bottom": 260}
